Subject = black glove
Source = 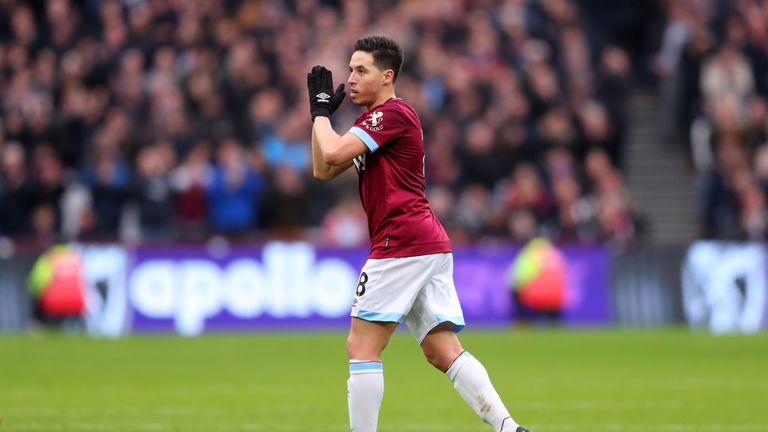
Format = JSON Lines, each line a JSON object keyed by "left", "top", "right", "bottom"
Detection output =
{"left": 307, "top": 65, "right": 346, "bottom": 121}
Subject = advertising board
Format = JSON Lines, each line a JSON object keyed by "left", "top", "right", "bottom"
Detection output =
{"left": 77, "top": 242, "right": 611, "bottom": 336}
{"left": 682, "top": 241, "right": 767, "bottom": 334}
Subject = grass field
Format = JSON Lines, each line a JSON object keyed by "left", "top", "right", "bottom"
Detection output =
{"left": 1, "top": 328, "right": 767, "bottom": 431}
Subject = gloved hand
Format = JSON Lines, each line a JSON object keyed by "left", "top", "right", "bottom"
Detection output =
{"left": 307, "top": 65, "right": 346, "bottom": 121}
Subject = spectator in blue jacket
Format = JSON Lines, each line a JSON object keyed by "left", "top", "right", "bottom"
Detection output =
{"left": 206, "top": 137, "right": 263, "bottom": 233}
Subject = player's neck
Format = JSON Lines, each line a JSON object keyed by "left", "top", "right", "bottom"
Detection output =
{"left": 366, "top": 90, "right": 396, "bottom": 111}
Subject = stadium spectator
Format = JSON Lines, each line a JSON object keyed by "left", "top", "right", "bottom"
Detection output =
{"left": 259, "top": 164, "right": 311, "bottom": 240}
{"left": 80, "top": 130, "right": 132, "bottom": 238}
{"left": 132, "top": 142, "right": 175, "bottom": 239}
{"left": 27, "top": 244, "right": 87, "bottom": 331}
{"left": 0, "top": 142, "right": 32, "bottom": 235}
{"left": 700, "top": 43, "right": 755, "bottom": 108}
{"left": 170, "top": 138, "right": 213, "bottom": 239}
{"left": 27, "top": 144, "right": 66, "bottom": 235}
{"left": 320, "top": 194, "right": 368, "bottom": 247}
{"left": 206, "top": 137, "right": 263, "bottom": 234}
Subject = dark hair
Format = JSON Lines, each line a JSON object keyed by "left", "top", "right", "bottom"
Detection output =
{"left": 354, "top": 36, "right": 403, "bottom": 82}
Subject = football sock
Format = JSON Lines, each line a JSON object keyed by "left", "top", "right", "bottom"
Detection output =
{"left": 348, "top": 360, "right": 384, "bottom": 432}
{"left": 445, "top": 352, "right": 520, "bottom": 432}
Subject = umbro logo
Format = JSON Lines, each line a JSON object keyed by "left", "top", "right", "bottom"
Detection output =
{"left": 315, "top": 92, "right": 331, "bottom": 103}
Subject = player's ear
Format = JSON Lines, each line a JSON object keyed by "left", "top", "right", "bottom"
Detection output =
{"left": 382, "top": 69, "right": 394, "bottom": 85}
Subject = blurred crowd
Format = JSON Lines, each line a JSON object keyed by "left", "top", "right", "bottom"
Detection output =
{"left": 0, "top": 0, "right": 657, "bottom": 249}
{"left": 657, "top": 0, "right": 768, "bottom": 240}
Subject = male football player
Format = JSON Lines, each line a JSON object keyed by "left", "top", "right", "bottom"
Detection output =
{"left": 308, "top": 35, "right": 530, "bottom": 432}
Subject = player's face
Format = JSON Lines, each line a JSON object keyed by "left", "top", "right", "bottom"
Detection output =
{"left": 347, "top": 51, "right": 388, "bottom": 107}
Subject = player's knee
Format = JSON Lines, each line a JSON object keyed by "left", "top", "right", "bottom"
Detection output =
{"left": 346, "top": 333, "right": 377, "bottom": 360}
{"left": 346, "top": 334, "right": 357, "bottom": 359}
{"left": 423, "top": 350, "right": 452, "bottom": 372}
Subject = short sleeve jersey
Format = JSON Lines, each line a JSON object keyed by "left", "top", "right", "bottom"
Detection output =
{"left": 347, "top": 98, "right": 451, "bottom": 259}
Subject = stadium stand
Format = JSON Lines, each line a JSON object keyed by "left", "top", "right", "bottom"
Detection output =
{"left": 656, "top": 0, "right": 768, "bottom": 240}
{"left": 6, "top": 0, "right": 750, "bottom": 249}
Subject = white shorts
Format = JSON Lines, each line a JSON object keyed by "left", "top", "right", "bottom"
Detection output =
{"left": 350, "top": 252, "right": 465, "bottom": 342}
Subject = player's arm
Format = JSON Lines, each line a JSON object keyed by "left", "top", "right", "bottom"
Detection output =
{"left": 311, "top": 117, "right": 366, "bottom": 180}
{"left": 311, "top": 123, "right": 356, "bottom": 180}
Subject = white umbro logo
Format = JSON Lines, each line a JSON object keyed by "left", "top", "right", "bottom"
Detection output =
{"left": 316, "top": 92, "right": 331, "bottom": 103}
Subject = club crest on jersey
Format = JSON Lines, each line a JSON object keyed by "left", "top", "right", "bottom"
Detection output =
{"left": 364, "top": 111, "right": 384, "bottom": 131}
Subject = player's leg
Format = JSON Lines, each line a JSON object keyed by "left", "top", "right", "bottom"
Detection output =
{"left": 405, "top": 253, "right": 529, "bottom": 432}
{"left": 347, "top": 256, "right": 432, "bottom": 432}
{"left": 347, "top": 316, "right": 398, "bottom": 360}
{"left": 418, "top": 321, "right": 463, "bottom": 372}
{"left": 420, "top": 325, "right": 527, "bottom": 432}
{"left": 347, "top": 317, "right": 397, "bottom": 432}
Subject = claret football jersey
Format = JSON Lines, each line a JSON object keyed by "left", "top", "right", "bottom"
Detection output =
{"left": 347, "top": 98, "right": 451, "bottom": 259}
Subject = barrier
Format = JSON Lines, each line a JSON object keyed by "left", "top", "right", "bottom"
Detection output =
{"left": 4, "top": 240, "right": 762, "bottom": 336}
{"left": 86, "top": 242, "right": 611, "bottom": 336}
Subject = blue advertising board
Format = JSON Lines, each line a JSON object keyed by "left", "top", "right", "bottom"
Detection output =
{"left": 78, "top": 242, "right": 611, "bottom": 336}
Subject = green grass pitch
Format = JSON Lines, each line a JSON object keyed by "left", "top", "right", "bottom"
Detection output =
{"left": 1, "top": 328, "right": 767, "bottom": 431}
